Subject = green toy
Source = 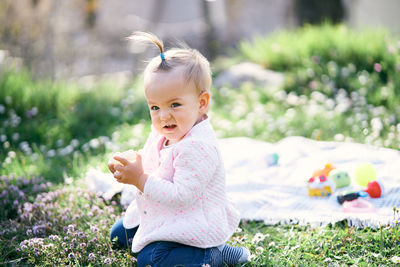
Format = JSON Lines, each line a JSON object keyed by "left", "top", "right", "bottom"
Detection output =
{"left": 329, "top": 169, "right": 351, "bottom": 188}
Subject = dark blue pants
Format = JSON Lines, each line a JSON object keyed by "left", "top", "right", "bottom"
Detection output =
{"left": 110, "top": 218, "right": 212, "bottom": 267}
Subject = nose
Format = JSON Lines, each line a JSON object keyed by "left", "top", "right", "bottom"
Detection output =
{"left": 159, "top": 108, "right": 171, "bottom": 121}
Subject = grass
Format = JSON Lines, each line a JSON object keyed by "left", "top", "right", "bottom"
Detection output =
{"left": 1, "top": 23, "right": 400, "bottom": 265}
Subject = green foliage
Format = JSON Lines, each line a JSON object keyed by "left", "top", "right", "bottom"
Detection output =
{"left": 0, "top": 70, "right": 149, "bottom": 181}
{"left": 0, "top": 70, "right": 148, "bottom": 149}
{"left": 240, "top": 23, "right": 395, "bottom": 72}
{"left": 239, "top": 23, "right": 400, "bottom": 109}
{"left": 211, "top": 82, "right": 400, "bottom": 149}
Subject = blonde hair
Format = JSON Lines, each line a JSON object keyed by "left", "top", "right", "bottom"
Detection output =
{"left": 127, "top": 32, "right": 212, "bottom": 94}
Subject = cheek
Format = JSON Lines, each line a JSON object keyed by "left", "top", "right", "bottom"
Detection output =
{"left": 149, "top": 114, "right": 159, "bottom": 124}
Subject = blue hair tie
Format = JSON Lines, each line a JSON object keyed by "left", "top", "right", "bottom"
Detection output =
{"left": 160, "top": 53, "right": 165, "bottom": 61}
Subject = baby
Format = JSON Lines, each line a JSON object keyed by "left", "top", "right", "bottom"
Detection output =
{"left": 109, "top": 32, "right": 249, "bottom": 267}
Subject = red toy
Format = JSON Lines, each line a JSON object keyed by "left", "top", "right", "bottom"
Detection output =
{"left": 364, "top": 180, "right": 383, "bottom": 198}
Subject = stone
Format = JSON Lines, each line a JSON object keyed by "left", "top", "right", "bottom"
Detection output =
{"left": 214, "top": 62, "right": 284, "bottom": 89}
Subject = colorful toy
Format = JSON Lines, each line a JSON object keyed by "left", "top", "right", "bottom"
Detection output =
{"left": 337, "top": 191, "right": 368, "bottom": 205}
{"left": 329, "top": 169, "right": 351, "bottom": 188}
{"left": 307, "top": 175, "right": 336, "bottom": 197}
{"left": 364, "top": 180, "right": 383, "bottom": 198}
{"left": 265, "top": 153, "right": 279, "bottom": 166}
{"left": 354, "top": 163, "right": 376, "bottom": 186}
{"left": 343, "top": 198, "right": 375, "bottom": 213}
{"left": 336, "top": 180, "right": 383, "bottom": 204}
{"left": 313, "top": 162, "right": 335, "bottom": 178}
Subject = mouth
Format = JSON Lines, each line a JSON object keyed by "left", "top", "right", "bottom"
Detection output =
{"left": 163, "top": 124, "right": 177, "bottom": 130}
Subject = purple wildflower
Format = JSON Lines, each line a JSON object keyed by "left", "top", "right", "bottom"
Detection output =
{"left": 49, "top": 235, "right": 60, "bottom": 242}
{"left": 77, "top": 232, "right": 85, "bottom": 239}
{"left": 88, "top": 253, "right": 95, "bottom": 262}
{"left": 32, "top": 224, "right": 46, "bottom": 235}
{"left": 104, "top": 258, "right": 112, "bottom": 265}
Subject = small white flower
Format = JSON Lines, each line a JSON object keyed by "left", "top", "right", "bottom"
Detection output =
{"left": 371, "top": 117, "right": 383, "bottom": 133}
{"left": 70, "top": 139, "right": 79, "bottom": 147}
{"left": 391, "top": 256, "right": 400, "bottom": 263}
{"left": 82, "top": 143, "right": 90, "bottom": 152}
{"left": 12, "top": 133, "right": 19, "bottom": 141}
{"left": 47, "top": 149, "right": 56, "bottom": 157}
{"left": 8, "top": 151, "right": 16, "bottom": 158}
{"left": 89, "top": 138, "right": 100, "bottom": 149}
{"left": 3, "top": 141, "right": 10, "bottom": 149}
{"left": 65, "top": 177, "right": 73, "bottom": 185}
{"left": 56, "top": 139, "right": 64, "bottom": 147}
{"left": 31, "top": 107, "right": 38, "bottom": 116}
{"left": 251, "top": 233, "right": 266, "bottom": 244}
{"left": 255, "top": 246, "right": 264, "bottom": 255}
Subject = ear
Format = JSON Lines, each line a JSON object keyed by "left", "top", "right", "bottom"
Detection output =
{"left": 198, "top": 91, "right": 210, "bottom": 113}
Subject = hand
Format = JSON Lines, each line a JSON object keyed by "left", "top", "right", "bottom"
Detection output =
{"left": 108, "top": 150, "right": 136, "bottom": 174}
{"left": 113, "top": 153, "right": 148, "bottom": 192}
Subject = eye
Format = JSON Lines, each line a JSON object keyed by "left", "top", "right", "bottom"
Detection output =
{"left": 150, "top": 106, "right": 159, "bottom": 111}
{"left": 171, "top": 102, "right": 181, "bottom": 108}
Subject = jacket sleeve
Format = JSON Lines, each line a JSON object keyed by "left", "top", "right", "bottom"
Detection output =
{"left": 143, "top": 140, "right": 218, "bottom": 208}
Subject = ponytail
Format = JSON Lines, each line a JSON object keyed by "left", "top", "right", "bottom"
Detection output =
{"left": 127, "top": 31, "right": 170, "bottom": 70}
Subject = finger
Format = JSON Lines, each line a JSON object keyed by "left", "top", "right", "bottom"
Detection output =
{"left": 136, "top": 153, "right": 142, "bottom": 163}
{"left": 114, "top": 164, "right": 124, "bottom": 172}
{"left": 114, "top": 170, "right": 122, "bottom": 180}
{"left": 113, "top": 156, "right": 129, "bottom": 166}
{"left": 108, "top": 163, "right": 116, "bottom": 173}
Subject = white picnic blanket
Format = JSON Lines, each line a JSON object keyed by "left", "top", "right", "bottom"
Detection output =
{"left": 86, "top": 136, "right": 400, "bottom": 228}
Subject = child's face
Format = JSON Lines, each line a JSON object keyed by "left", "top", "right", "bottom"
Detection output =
{"left": 145, "top": 67, "right": 209, "bottom": 145}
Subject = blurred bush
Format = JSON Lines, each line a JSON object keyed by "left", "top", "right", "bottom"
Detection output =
{"left": 0, "top": 70, "right": 149, "bottom": 180}
{"left": 239, "top": 23, "right": 400, "bottom": 109}
{"left": 0, "top": 70, "right": 148, "bottom": 149}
